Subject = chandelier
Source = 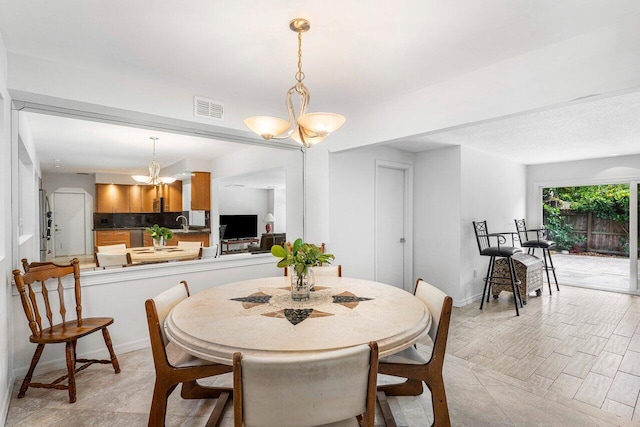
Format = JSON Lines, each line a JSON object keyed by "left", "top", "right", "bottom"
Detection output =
{"left": 132, "top": 137, "right": 177, "bottom": 185}
{"left": 244, "top": 18, "right": 346, "bottom": 148}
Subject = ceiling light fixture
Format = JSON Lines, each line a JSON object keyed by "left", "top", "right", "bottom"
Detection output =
{"left": 132, "top": 137, "right": 177, "bottom": 185}
{"left": 244, "top": 18, "right": 345, "bottom": 148}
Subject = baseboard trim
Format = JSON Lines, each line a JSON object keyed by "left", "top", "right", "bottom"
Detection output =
{"left": 453, "top": 291, "right": 483, "bottom": 307}
{"left": 0, "top": 374, "right": 14, "bottom": 426}
{"left": 12, "top": 338, "right": 149, "bottom": 379}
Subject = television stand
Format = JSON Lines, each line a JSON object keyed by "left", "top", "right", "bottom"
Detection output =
{"left": 221, "top": 238, "right": 260, "bottom": 254}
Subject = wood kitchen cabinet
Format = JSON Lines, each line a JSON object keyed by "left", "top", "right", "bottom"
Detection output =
{"left": 141, "top": 186, "right": 157, "bottom": 212}
{"left": 95, "top": 184, "right": 129, "bottom": 213}
{"left": 95, "top": 230, "right": 131, "bottom": 248}
{"left": 165, "top": 181, "right": 183, "bottom": 212}
{"left": 190, "top": 172, "right": 210, "bottom": 210}
{"left": 129, "top": 185, "right": 142, "bottom": 213}
{"left": 143, "top": 232, "right": 209, "bottom": 247}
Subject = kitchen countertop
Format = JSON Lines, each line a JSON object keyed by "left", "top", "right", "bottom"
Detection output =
{"left": 93, "top": 227, "right": 210, "bottom": 234}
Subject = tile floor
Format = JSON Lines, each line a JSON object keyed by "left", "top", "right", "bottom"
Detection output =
{"left": 6, "top": 285, "right": 640, "bottom": 426}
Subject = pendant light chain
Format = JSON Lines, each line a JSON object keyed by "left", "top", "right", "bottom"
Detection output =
{"left": 295, "top": 30, "right": 305, "bottom": 83}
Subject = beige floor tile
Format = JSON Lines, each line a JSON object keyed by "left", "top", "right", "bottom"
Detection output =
{"left": 555, "top": 335, "right": 587, "bottom": 357}
{"left": 606, "top": 371, "right": 640, "bottom": 407}
{"left": 619, "top": 350, "right": 640, "bottom": 376}
{"left": 627, "top": 334, "right": 640, "bottom": 353}
{"left": 581, "top": 335, "right": 609, "bottom": 356}
{"left": 564, "top": 351, "right": 598, "bottom": 379}
{"left": 591, "top": 351, "right": 624, "bottom": 378}
{"left": 600, "top": 399, "right": 634, "bottom": 421}
{"left": 603, "top": 334, "right": 631, "bottom": 356}
{"left": 501, "top": 352, "right": 546, "bottom": 381}
{"left": 533, "top": 351, "right": 571, "bottom": 380}
{"left": 574, "top": 372, "right": 614, "bottom": 408}
{"left": 528, "top": 336, "right": 563, "bottom": 358}
{"left": 547, "top": 373, "right": 583, "bottom": 399}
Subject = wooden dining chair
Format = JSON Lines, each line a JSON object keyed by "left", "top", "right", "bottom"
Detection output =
{"left": 177, "top": 241, "right": 203, "bottom": 248}
{"left": 21, "top": 258, "right": 55, "bottom": 273}
{"left": 96, "top": 243, "right": 127, "bottom": 252}
{"left": 145, "top": 281, "right": 232, "bottom": 427}
{"left": 377, "top": 278, "right": 453, "bottom": 427}
{"left": 12, "top": 258, "right": 121, "bottom": 403}
{"left": 96, "top": 252, "right": 132, "bottom": 268}
{"left": 233, "top": 341, "right": 378, "bottom": 427}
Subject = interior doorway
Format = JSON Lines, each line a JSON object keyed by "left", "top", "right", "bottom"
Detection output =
{"left": 52, "top": 192, "right": 87, "bottom": 257}
{"left": 375, "top": 161, "right": 413, "bottom": 291}
{"left": 542, "top": 183, "right": 638, "bottom": 292}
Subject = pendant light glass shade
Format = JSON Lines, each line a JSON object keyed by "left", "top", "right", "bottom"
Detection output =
{"left": 243, "top": 116, "right": 291, "bottom": 140}
{"left": 244, "top": 18, "right": 345, "bottom": 148}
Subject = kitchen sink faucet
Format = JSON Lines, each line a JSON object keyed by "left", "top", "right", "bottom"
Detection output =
{"left": 176, "top": 215, "right": 189, "bottom": 231}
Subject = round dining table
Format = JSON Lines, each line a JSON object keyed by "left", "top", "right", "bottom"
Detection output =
{"left": 165, "top": 276, "right": 431, "bottom": 364}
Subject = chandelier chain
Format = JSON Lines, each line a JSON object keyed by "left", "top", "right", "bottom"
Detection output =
{"left": 295, "top": 30, "right": 305, "bottom": 82}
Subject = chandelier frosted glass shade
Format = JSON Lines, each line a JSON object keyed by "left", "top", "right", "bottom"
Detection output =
{"left": 243, "top": 116, "right": 291, "bottom": 140}
{"left": 244, "top": 18, "right": 345, "bottom": 148}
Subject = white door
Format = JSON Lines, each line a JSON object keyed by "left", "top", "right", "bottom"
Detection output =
{"left": 375, "top": 163, "right": 412, "bottom": 290}
{"left": 53, "top": 192, "right": 86, "bottom": 256}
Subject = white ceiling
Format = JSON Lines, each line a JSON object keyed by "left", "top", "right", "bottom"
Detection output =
{"left": 388, "top": 90, "right": 640, "bottom": 164}
{"left": 25, "top": 112, "right": 248, "bottom": 174}
{"left": 3, "top": 1, "right": 640, "bottom": 165}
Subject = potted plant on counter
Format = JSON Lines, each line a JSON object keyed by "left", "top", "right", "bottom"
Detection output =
{"left": 271, "top": 238, "right": 334, "bottom": 301}
{"left": 146, "top": 224, "right": 173, "bottom": 251}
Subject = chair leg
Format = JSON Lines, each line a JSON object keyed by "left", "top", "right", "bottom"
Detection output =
{"left": 541, "top": 249, "right": 553, "bottom": 295}
{"left": 426, "top": 374, "right": 451, "bottom": 427}
{"left": 148, "top": 378, "right": 175, "bottom": 427}
{"left": 486, "top": 257, "right": 495, "bottom": 303}
{"left": 480, "top": 257, "right": 494, "bottom": 310}
{"left": 102, "top": 327, "right": 121, "bottom": 374}
{"left": 18, "top": 343, "right": 45, "bottom": 398}
{"left": 507, "top": 258, "right": 520, "bottom": 316}
{"left": 546, "top": 248, "right": 560, "bottom": 291}
{"left": 65, "top": 341, "right": 77, "bottom": 403}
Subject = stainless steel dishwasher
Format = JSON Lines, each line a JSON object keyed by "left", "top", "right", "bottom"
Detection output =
{"left": 130, "top": 229, "right": 144, "bottom": 247}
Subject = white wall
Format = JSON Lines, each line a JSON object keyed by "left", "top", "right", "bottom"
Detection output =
{"left": 413, "top": 146, "right": 462, "bottom": 301}
{"left": 218, "top": 186, "right": 269, "bottom": 236}
{"left": 329, "top": 145, "right": 415, "bottom": 280}
{"left": 460, "top": 147, "right": 527, "bottom": 305}
{"left": 273, "top": 188, "right": 286, "bottom": 233}
{"left": 0, "top": 30, "right": 13, "bottom": 425}
{"left": 527, "top": 154, "right": 640, "bottom": 226}
{"left": 211, "top": 146, "right": 303, "bottom": 247}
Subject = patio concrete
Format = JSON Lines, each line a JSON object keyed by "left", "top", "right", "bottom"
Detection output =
{"left": 551, "top": 252, "right": 633, "bottom": 290}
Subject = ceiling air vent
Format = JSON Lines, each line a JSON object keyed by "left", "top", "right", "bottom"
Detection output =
{"left": 194, "top": 96, "right": 224, "bottom": 121}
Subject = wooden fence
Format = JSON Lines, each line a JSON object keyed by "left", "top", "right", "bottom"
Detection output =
{"left": 553, "top": 211, "right": 628, "bottom": 255}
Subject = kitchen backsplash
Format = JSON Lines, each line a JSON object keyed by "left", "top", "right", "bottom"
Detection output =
{"left": 93, "top": 212, "right": 209, "bottom": 229}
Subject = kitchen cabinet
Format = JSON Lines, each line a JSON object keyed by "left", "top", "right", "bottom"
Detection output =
{"left": 191, "top": 172, "right": 210, "bottom": 211}
{"left": 95, "top": 183, "right": 178, "bottom": 213}
{"left": 95, "top": 184, "right": 129, "bottom": 213}
{"left": 165, "top": 181, "right": 183, "bottom": 212}
{"left": 95, "top": 230, "right": 131, "bottom": 248}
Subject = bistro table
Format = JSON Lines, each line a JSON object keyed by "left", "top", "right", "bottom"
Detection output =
{"left": 125, "top": 246, "right": 200, "bottom": 263}
{"left": 165, "top": 276, "right": 431, "bottom": 364}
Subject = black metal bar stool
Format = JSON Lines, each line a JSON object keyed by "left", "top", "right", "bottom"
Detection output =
{"left": 472, "top": 221, "right": 524, "bottom": 316}
{"left": 514, "top": 219, "right": 559, "bottom": 295}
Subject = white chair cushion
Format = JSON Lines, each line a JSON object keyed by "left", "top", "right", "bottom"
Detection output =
{"left": 166, "top": 342, "right": 215, "bottom": 368}
{"left": 177, "top": 241, "right": 203, "bottom": 248}
{"left": 97, "top": 243, "right": 126, "bottom": 252}
{"left": 380, "top": 346, "right": 428, "bottom": 365}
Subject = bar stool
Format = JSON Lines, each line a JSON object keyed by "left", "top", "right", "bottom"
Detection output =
{"left": 473, "top": 221, "right": 524, "bottom": 316}
{"left": 514, "top": 219, "right": 559, "bottom": 294}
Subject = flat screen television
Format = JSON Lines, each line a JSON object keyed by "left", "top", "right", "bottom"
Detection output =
{"left": 219, "top": 214, "right": 258, "bottom": 240}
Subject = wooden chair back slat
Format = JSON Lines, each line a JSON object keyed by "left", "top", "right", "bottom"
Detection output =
{"left": 41, "top": 280, "right": 55, "bottom": 331}
{"left": 13, "top": 259, "right": 81, "bottom": 338}
{"left": 58, "top": 277, "right": 67, "bottom": 325}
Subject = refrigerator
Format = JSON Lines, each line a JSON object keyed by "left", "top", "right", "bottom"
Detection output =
{"left": 39, "top": 189, "right": 51, "bottom": 261}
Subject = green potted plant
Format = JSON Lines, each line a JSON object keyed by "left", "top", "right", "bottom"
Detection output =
{"left": 146, "top": 224, "right": 173, "bottom": 251}
{"left": 271, "top": 238, "right": 334, "bottom": 301}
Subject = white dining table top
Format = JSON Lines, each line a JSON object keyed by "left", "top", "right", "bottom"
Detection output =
{"left": 116, "top": 246, "right": 200, "bottom": 263}
{"left": 165, "top": 276, "right": 431, "bottom": 364}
